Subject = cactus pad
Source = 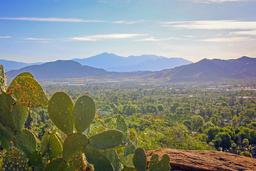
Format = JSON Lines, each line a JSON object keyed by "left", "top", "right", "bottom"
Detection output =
{"left": 84, "top": 145, "right": 114, "bottom": 171}
{"left": 63, "top": 133, "right": 89, "bottom": 161}
{"left": 16, "top": 129, "right": 37, "bottom": 155}
{"left": 133, "top": 148, "right": 147, "bottom": 171}
{"left": 48, "top": 92, "right": 74, "bottom": 134}
{"left": 73, "top": 95, "right": 96, "bottom": 133}
{"left": 89, "top": 129, "right": 124, "bottom": 149}
{"left": 7, "top": 73, "right": 48, "bottom": 108}
{"left": 45, "top": 158, "right": 68, "bottom": 171}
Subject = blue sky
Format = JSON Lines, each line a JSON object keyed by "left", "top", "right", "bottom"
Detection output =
{"left": 0, "top": 0, "right": 256, "bottom": 62}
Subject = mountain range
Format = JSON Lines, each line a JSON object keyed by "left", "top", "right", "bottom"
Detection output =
{"left": 1, "top": 53, "right": 191, "bottom": 73}
{"left": 73, "top": 53, "right": 191, "bottom": 72}
{"left": 0, "top": 59, "right": 41, "bottom": 72}
{"left": 7, "top": 60, "right": 107, "bottom": 80}
{"left": 153, "top": 56, "right": 256, "bottom": 82}
{"left": 5, "top": 56, "right": 256, "bottom": 83}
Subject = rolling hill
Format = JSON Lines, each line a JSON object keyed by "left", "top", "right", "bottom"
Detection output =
{"left": 73, "top": 53, "right": 192, "bottom": 72}
{"left": 7, "top": 60, "right": 107, "bottom": 80}
{"left": 0, "top": 59, "right": 38, "bottom": 72}
{"left": 6, "top": 56, "right": 256, "bottom": 83}
{"left": 154, "top": 56, "right": 256, "bottom": 82}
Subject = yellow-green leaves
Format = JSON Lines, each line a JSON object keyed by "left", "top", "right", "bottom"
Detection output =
{"left": 90, "top": 130, "right": 124, "bottom": 149}
{"left": 63, "top": 133, "right": 88, "bottom": 161}
{"left": 73, "top": 95, "right": 95, "bottom": 133}
{"left": 48, "top": 92, "right": 74, "bottom": 134}
{"left": 7, "top": 72, "right": 48, "bottom": 108}
{"left": 116, "top": 115, "right": 128, "bottom": 134}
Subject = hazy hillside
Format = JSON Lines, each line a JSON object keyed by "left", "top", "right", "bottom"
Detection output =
{"left": 6, "top": 56, "right": 256, "bottom": 83}
{"left": 154, "top": 56, "right": 256, "bottom": 82}
{"left": 7, "top": 60, "right": 107, "bottom": 80}
{"left": 0, "top": 59, "right": 37, "bottom": 71}
{"left": 74, "top": 53, "right": 192, "bottom": 72}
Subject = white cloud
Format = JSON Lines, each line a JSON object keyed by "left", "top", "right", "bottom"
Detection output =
{"left": 136, "top": 37, "right": 166, "bottom": 42}
{"left": 232, "top": 30, "right": 256, "bottom": 36}
{"left": 0, "top": 17, "right": 144, "bottom": 25}
{"left": 162, "top": 20, "right": 256, "bottom": 30}
{"left": 202, "top": 36, "right": 254, "bottom": 42}
{"left": 23, "top": 37, "right": 53, "bottom": 43}
{"left": 71, "top": 33, "right": 145, "bottom": 41}
{"left": 112, "top": 20, "right": 144, "bottom": 24}
{"left": 0, "top": 17, "right": 104, "bottom": 23}
{"left": 0, "top": 36, "right": 12, "bottom": 39}
{"left": 193, "top": 0, "right": 250, "bottom": 3}
{"left": 135, "top": 36, "right": 185, "bottom": 42}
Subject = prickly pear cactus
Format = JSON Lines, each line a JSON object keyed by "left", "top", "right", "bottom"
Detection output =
{"left": 48, "top": 92, "right": 74, "bottom": 134}
{"left": 7, "top": 72, "right": 48, "bottom": 108}
{"left": 16, "top": 129, "right": 37, "bottom": 155}
{"left": 63, "top": 133, "right": 88, "bottom": 161}
{"left": 89, "top": 129, "right": 124, "bottom": 149}
{"left": 2, "top": 147, "right": 29, "bottom": 171}
{"left": 149, "top": 154, "right": 159, "bottom": 171}
{"left": 45, "top": 158, "right": 68, "bottom": 171}
{"left": 73, "top": 95, "right": 95, "bottom": 133}
{"left": 133, "top": 148, "right": 147, "bottom": 171}
{"left": 149, "top": 153, "right": 171, "bottom": 171}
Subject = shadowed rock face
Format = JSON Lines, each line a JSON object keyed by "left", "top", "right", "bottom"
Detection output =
{"left": 147, "top": 149, "right": 256, "bottom": 171}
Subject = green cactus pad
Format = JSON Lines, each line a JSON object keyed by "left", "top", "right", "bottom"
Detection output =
{"left": 73, "top": 95, "right": 96, "bottom": 133}
{"left": 0, "top": 122, "right": 14, "bottom": 148}
{"left": 11, "top": 103, "right": 28, "bottom": 131}
{"left": 133, "top": 148, "right": 147, "bottom": 171}
{"left": 116, "top": 115, "right": 128, "bottom": 134}
{"left": 122, "top": 167, "right": 137, "bottom": 171}
{"left": 16, "top": 129, "right": 37, "bottom": 155}
{"left": 41, "top": 132, "right": 50, "bottom": 155}
{"left": 0, "top": 92, "right": 28, "bottom": 132}
{"left": 48, "top": 92, "right": 74, "bottom": 134}
{"left": 84, "top": 145, "right": 114, "bottom": 171}
{"left": 15, "top": 72, "right": 34, "bottom": 78}
{"left": 49, "top": 133, "right": 63, "bottom": 159}
{"left": 0, "top": 92, "right": 16, "bottom": 128}
{"left": 63, "top": 133, "right": 89, "bottom": 161}
{"left": 89, "top": 129, "right": 124, "bottom": 149}
{"left": 149, "top": 154, "right": 159, "bottom": 171}
{"left": 158, "top": 154, "right": 170, "bottom": 171}
{"left": 45, "top": 158, "right": 68, "bottom": 171}
{"left": 7, "top": 73, "right": 48, "bottom": 108}
{"left": 103, "top": 149, "right": 122, "bottom": 171}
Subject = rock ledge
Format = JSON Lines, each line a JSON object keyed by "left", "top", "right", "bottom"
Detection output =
{"left": 147, "top": 149, "right": 256, "bottom": 171}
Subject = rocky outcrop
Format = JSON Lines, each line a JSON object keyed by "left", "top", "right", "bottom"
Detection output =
{"left": 147, "top": 149, "right": 256, "bottom": 171}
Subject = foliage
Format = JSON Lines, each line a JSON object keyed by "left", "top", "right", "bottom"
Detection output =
{"left": 0, "top": 69, "right": 172, "bottom": 171}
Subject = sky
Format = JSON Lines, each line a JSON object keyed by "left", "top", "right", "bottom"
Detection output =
{"left": 0, "top": 0, "right": 256, "bottom": 63}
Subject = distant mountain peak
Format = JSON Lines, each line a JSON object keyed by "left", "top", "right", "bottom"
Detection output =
{"left": 73, "top": 53, "right": 192, "bottom": 72}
